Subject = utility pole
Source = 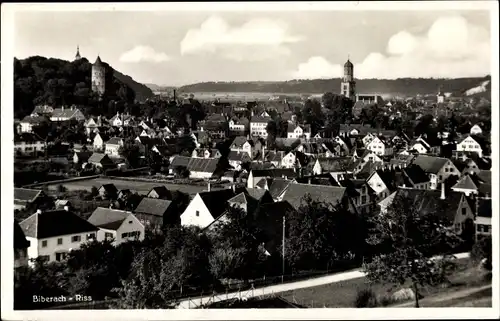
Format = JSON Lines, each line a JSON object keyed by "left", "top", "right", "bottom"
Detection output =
{"left": 282, "top": 215, "right": 286, "bottom": 281}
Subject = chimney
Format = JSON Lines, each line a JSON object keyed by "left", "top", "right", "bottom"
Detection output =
{"left": 440, "top": 182, "right": 446, "bottom": 200}
{"left": 63, "top": 205, "right": 70, "bottom": 212}
{"left": 232, "top": 184, "right": 236, "bottom": 192}
{"left": 207, "top": 182, "right": 211, "bottom": 192}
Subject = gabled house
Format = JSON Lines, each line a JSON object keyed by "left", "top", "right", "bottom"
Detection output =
{"left": 192, "top": 148, "right": 222, "bottom": 159}
{"left": 15, "top": 220, "right": 31, "bottom": 268}
{"left": 230, "top": 136, "right": 255, "bottom": 156}
{"left": 14, "top": 188, "right": 47, "bottom": 211}
{"left": 98, "top": 184, "right": 119, "bottom": 200}
{"left": 87, "top": 152, "right": 115, "bottom": 169}
{"left": 14, "top": 133, "right": 45, "bottom": 155}
{"left": 169, "top": 156, "right": 221, "bottom": 179}
{"left": 250, "top": 115, "right": 272, "bottom": 138}
{"left": 180, "top": 189, "right": 238, "bottom": 228}
{"left": 366, "top": 136, "right": 394, "bottom": 156}
{"left": 73, "top": 151, "right": 92, "bottom": 164}
{"left": 277, "top": 182, "right": 356, "bottom": 212}
{"left": 312, "top": 157, "right": 352, "bottom": 175}
{"left": 105, "top": 137, "right": 124, "bottom": 157}
{"left": 146, "top": 186, "right": 172, "bottom": 200}
{"left": 456, "top": 135, "right": 485, "bottom": 158}
{"left": 92, "top": 133, "right": 110, "bottom": 151}
{"left": 228, "top": 150, "right": 251, "bottom": 170}
{"left": 412, "top": 155, "right": 460, "bottom": 190}
{"left": 287, "top": 124, "right": 311, "bottom": 140}
{"left": 88, "top": 207, "right": 145, "bottom": 245}
{"left": 49, "top": 106, "right": 85, "bottom": 122}
{"left": 470, "top": 124, "right": 483, "bottom": 135}
{"left": 19, "top": 115, "right": 49, "bottom": 133}
{"left": 109, "top": 112, "right": 132, "bottom": 127}
{"left": 475, "top": 198, "right": 491, "bottom": 238}
{"left": 134, "top": 197, "right": 177, "bottom": 231}
{"left": 20, "top": 209, "right": 98, "bottom": 265}
{"left": 247, "top": 168, "right": 297, "bottom": 188}
{"left": 409, "top": 138, "right": 431, "bottom": 154}
{"left": 378, "top": 186, "right": 475, "bottom": 235}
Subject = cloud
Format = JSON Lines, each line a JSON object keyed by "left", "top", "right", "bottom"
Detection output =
{"left": 292, "top": 15, "right": 490, "bottom": 79}
{"left": 180, "top": 15, "right": 303, "bottom": 61}
{"left": 119, "top": 46, "right": 170, "bottom": 63}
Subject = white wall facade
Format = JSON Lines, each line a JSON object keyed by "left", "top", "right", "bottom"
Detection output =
{"left": 180, "top": 194, "right": 214, "bottom": 228}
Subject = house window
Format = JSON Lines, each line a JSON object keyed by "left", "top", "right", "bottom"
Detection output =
{"left": 39, "top": 255, "right": 50, "bottom": 262}
{"left": 42, "top": 240, "right": 48, "bottom": 247}
{"left": 196, "top": 210, "right": 200, "bottom": 217}
{"left": 57, "top": 238, "right": 63, "bottom": 245}
{"left": 129, "top": 220, "right": 133, "bottom": 224}
{"left": 439, "top": 175, "right": 443, "bottom": 180}
{"left": 71, "top": 235, "right": 81, "bottom": 243}
{"left": 484, "top": 225, "right": 490, "bottom": 233}
{"left": 87, "top": 233, "right": 96, "bottom": 240}
{"left": 476, "top": 224, "right": 483, "bottom": 232}
{"left": 122, "top": 231, "right": 140, "bottom": 239}
{"left": 461, "top": 207, "right": 466, "bottom": 215}
{"left": 105, "top": 232, "right": 114, "bottom": 239}
{"left": 55, "top": 252, "right": 67, "bottom": 262}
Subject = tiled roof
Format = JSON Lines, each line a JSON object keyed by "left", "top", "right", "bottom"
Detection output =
{"left": 88, "top": 152, "right": 109, "bottom": 164}
{"left": 280, "top": 183, "right": 347, "bottom": 209}
{"left": 228, "top": 150, "right": 251, "bottom": 162}
{"left": 51, "top": 108, "right": 82, "bottom": 119}
{"left": 106, "top": 137, "right": 123, "bottom": 145}
{"left": 170, "top": 156, "right": 220, "bottom": 174}
{"left": 88, "top": 207, "right": 132, "bottom": 230}
{"left": 267, "top": 178, "right": 293, "bottom": 199}
{"left": 251, "top": 116, "right": 272, "bottom": 123}
{"left": 389, "top": 188, "right": 464, "bottom": 223}
{"left": 21, "top": 115, "right": 48, "bottom": 124}
{"left": 412, "top": 155, "right": 449, "bottom": 174}
{"left": 452, "top": 175, "right": 478, "bottom": 191}
{"left": 75, "top": 151, "right": 92, "bottom": 163}
{"left": 316, "top": 157, "right": 352, "bottom": 172}
{"left": 134, "top": 198, "right": 173, "bottom": 217}
{"left": 14, "top": 188, "right": 42, "bottom": 202}
{"left": 199, "top": 189, "right": 239, "bottom": 219}
{"left": 147, "top": 186, "right": 172, "bottom": 199}
{"left": 14, "top": 133, "right": 44, "bottom": 143}
{"left": 99, "top": 184, "right": 118, "bottom": 195}
{"left": 402, "top": 164, "right": 430, "bottom": 185}
{"left": 231, "top": 136, "right": 250, "bottom": 148}
{"left": 14, "top": 220, "right": 30, "bottom": 249}
{"left": 477, "top": 198, "right": 492, "bottom": 218}
{"left": 251, "top": 168, "right": 297, "bottom": 179}
{"left": 20, "top": 210, "right": 98, "bottom": 239}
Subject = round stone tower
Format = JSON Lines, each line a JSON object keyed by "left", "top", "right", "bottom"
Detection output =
{"left": 91, "top": 55, "right": 106, "bottom": 96}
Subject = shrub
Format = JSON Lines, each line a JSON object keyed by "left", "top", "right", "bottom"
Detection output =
{"left": 378, "top": 294, "right": 394, "bottom": 307}
{"left": 470, "top": 235, "right": 492, "bottom": 270}
{"left": 354, "top": 288, "right": 378, "bottom": 308}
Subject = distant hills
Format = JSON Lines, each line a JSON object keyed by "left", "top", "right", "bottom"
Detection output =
{"left": 177, "top": 76, "right": 491, "bottom": 98}
{"left": 14, "top": 56, "right": 154, "bottom": 119}
{"left": 144, "top": 83, "right": 177, "bottom": 92}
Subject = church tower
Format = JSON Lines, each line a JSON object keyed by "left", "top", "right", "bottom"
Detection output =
{"left": 91, "top": 55, "right": 106, "bottom": 96}
{"left": 340, "top": 57, "right": 356, "bottom": 100}
{"left": 74, "top": 45, "right": 81, "bottom": 61}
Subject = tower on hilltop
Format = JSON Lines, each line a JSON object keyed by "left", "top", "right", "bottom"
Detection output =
{"left": 91, "top": 55, "right": 106, "bottom": 96}
{"left": 340, "top": 57, "right": 356, "bottom": 100}
{"left": 74, "top": 45, "right": 81, "bottom": 61}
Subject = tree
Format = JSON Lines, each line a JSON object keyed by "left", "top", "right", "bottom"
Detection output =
{"left": 119, "top": 140, "right": 141, "bottom": 168}
{"left": 285, "top": 195, "right": 361, "bottom": 272}
{"left": 363, "top": 192, "right": 462, "bottom": 307}
{"left": 174, "top": 165, "right": 190, "bottom": 178}
{"left": 266, "top": 120, "right": 278, "bottom": 148}
{"left": 90, "top": 186, "right": 99, "bottom": 198}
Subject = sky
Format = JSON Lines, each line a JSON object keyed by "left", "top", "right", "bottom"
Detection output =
{"left": 13, "top": 9, "right": 491, "bottom": 86}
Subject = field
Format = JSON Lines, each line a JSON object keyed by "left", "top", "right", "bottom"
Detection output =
{"left": 278, "top": 259, "right": 492, "bottom": 308}
{"left": 45, "top": 177, "right": 223, "bottom": 195}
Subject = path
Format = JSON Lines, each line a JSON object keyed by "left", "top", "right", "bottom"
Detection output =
{"left": 393, "top": 284, "right": 492, "bottom": 307}
{"left": 176, "top": 252, "right": 469, "bottom": 309}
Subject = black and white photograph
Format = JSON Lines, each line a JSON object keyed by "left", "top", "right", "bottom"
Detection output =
{"left": 1, "top": 1, "right": 498, "bottom": 320}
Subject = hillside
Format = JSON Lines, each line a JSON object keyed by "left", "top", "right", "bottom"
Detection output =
{"left": 178, "top": 76, "right": 491, "bottom": 98}
{"left": 14, "top": 56, "right": 154, "bottom": 119}
{"left": 145, "top": 83, "right": 177, "bottom": 92}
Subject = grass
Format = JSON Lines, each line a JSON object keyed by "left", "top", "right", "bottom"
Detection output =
{"left": 46, "top": 177, "right": 216, "bottom": 195}
{"left": 279, "top": 258, "right": 492, "bottom": 308}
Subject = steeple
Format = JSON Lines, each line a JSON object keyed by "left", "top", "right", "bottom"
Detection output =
{"left": 75, "top": 45, "right": 81, "bottom": 61}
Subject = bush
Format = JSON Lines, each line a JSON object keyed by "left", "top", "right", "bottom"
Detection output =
{"left": 378, "top": 294, "right": 394, "bottom": 307}
{"left": 354, "top": 288, "right": 378, "bottom": 308}
{"left": 470, "top": 235, "right": 492, "bottom": 270}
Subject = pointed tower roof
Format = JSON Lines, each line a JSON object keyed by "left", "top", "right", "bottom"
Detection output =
{"left": 75, "top": 45, "right": 81, "bottom": 60}
{"left": 94, "top": 55, "right": 103, "bottom": 66}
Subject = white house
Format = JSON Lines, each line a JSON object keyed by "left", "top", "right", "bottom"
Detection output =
{"left": 93, "top": 133, "right": 108, "bottom": 151}
{"left": 362, "top": 133, "right": 376, "bottom": 147}
{"left": 250, "top": 115, "right": 272, "bottom": 138}
{"left": 19, "top": 209, "right": 98, "bottom": 265}
{"left": 109, "top": 112, "right": 132, "bottom": 127}
{"left": 281, "top": 151, "right": 297, "bottom": 168}
{"left": 456, "top": 135, "right": 483, "bottom": 157}
{"left": 287, "top": 124, "right": 311, "bottom": 140}
{"left": 412, "top": 155, "right": 460, "bottom": 190}
{"left": 105, "top": 137, "right": 124, "bottom": 157}
{"left": 19, "top": 116, "right": 47, "bottom": 133}
{"left": 366, "top": 136, "right": 393, "bottom": 156}
{"left": 49, "top": 106, "right": 86, "bottom": 122}
{"left": 410, "top": 138, "right": 431, "bottom": 154}
{"left": 180, "top": 189, "right": 236, "bottom": 228}
{"left": 87, "top": 207, "right": 145, "bottom": 245}
{"left": 229, "top": 118, "right": 248, "bottom": 133}
{"left": 14, "top": 134, "right": 45, "bottom": 155}
{"left": 470, "top": 124, "right": 483, "bottom": 135}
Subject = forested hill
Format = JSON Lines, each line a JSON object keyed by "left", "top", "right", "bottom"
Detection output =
{"left": 14, "top": 56, "right": 154, "bottom": 119}
{"left": 178, "top": 76, "right": 491, "bottom": 97}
